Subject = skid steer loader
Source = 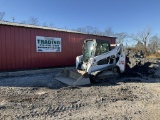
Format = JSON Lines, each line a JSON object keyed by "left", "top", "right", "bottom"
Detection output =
{"left": 76, "top": 39, "right": 125, "bottom": 83}
{"left": 55, "top": 39, "right": 125, "bottom": 86}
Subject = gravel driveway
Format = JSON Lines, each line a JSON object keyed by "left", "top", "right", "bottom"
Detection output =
{"left": 0, "top": 60, "right": 160, "bottom": 120}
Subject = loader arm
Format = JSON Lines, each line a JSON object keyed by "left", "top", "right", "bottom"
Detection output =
{"left": 86, "top": 44, "right": 125, "bottom": 74}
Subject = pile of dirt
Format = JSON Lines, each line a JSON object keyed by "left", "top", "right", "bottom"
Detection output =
{"left": 125, "top": 50, "right": 160, "bottom": 77}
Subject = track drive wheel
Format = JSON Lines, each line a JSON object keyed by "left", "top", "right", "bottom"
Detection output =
{"left": 112, "top": 66, "right": 121, "bottom": 75}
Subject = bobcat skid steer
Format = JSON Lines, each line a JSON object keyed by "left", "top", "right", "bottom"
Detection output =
{"left": 55, "top": 39, "right": 125, "bottom": 86}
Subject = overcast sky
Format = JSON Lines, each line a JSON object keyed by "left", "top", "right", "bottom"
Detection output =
{"left": 0, "top": 0, "right": 160, "bottom": 35}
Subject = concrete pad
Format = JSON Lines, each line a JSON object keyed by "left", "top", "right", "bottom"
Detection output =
{"left": 55, "top": 76, "right": 90, "bottom": 86}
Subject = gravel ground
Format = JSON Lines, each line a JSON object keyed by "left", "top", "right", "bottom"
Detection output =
{"left": 0, "top": 59, "right": 160, "bottom": 120}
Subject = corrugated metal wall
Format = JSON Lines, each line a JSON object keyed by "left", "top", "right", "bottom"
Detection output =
{"left": 0, "top": 24, "right": 116, "bottom": 71}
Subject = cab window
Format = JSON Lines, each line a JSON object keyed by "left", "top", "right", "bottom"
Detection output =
{"left": 95, "top": 42, "right": 109, "bottom": 56}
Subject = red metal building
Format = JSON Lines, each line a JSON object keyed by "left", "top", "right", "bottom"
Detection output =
{"left": 0, "top": 21, "right": 116, "bottom": 71}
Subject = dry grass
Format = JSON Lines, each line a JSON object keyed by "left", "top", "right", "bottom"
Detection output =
{"left": 146, "top": 52, "right": 160, "bottom": 59}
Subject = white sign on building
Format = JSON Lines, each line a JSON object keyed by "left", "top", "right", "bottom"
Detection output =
{"left": 36, "top": 36, "right": 61, "bottom": 52}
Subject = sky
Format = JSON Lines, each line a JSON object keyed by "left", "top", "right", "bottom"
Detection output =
{"left": 0, "top": 0, "right": 160, "bottom": 35}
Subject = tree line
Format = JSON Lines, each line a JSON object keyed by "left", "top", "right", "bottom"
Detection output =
{"left": 0, "top": 11, "right": 160, "bottom": 53}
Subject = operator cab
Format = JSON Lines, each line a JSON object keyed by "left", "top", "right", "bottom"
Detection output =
{"left": 82, "top": 39, "right": 110, "bottom": 63}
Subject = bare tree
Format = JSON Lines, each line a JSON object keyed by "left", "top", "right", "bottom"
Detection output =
{"left": 115, "top": 32, "right": 128, "bottom": 44}
{"left": 77, "top": 27, "right": 86, "bottom": 33}
{"left": 135, "top": 41, "right": 146, "bottom": 52}
{"left": 77, "top": 26, "right": 101, "bottom": 35}
{"left": 0, "top": 12, "right": 5, "bottom": 21}
{"left": 130, "top": 28, "right": 151, "bottom": 50}
{"left": 104, "top": 27, "right": 114, "bottom": 36}
{"left": 78, "top": 26, "right": 93, "bottom": 34}
{"left": 104, "top": 27, "right": 127, "bottom": 43}
{"left": 97, "top": 32, "right": 104, "bottom": 36}
{"left": 28, "top": 17, "right": 39, "bottom": 25}
{"left": 85, "top": 26, "right": 94, "bottom": 34}
{"left": 76, "top": 26, "right": 92, "bottom": 34}
{"left": 148, "top": 35, "right": 160, "bottom": 53}
{"left": 92, "top": 27, "right": 100, "bottom": 35}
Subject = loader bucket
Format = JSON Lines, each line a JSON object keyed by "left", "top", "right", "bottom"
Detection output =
{"left": 54, "top": 67, "right": 90, "bottom": 86}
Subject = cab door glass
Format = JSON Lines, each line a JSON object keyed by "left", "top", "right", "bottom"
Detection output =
{"left": 95, "top": 42, "right": 109, "bottom": 56}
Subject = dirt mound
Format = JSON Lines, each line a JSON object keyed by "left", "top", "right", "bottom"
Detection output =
{"left": 125, "top": 50, "right": 160, "bottom": 78}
